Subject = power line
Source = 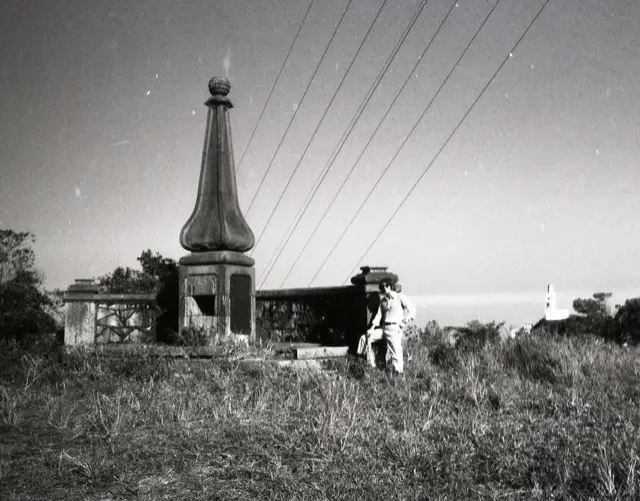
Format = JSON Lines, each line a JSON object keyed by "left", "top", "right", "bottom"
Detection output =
{"left": 245, "top": 0, "right": 356, "bottom": 215}
{"left": 307, "top": 0, "right": 503, "bottom": 286}
{"left": 235, "top": 0, "right": 316, "bottom": 174}
{"left": 278, "top": 0, "right": 459, "bottom": 288}
{"left": 249, "top": 0, "right": 391, "bottom": 257}
{"left": 259, "top": 0, "right": 430, "bottom": 289}
{"left": 339, "top": 0, "right": 552, "bottom": 286}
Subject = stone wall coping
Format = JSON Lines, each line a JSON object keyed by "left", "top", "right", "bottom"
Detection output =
{"left": 63, "top": 292, "right": 157, "bottom": 303}
{"left": 257, "top": 285, "right": 355, "bottom": 299}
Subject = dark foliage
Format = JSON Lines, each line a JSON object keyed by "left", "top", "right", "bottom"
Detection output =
{"left": 533, "top": 315, "right": 612, "bottom": 339}
{"left": 501, "top": 336, "right": 563, "bottom": 384}
{"left": 0, "top": 230, "right": 57, "bottom": 342}
{"left": 96, "top": 249, "right": 179, "bottom": 342}
{"left": 456, "top": 320, "right": 504, "bottom": 353}
{"left": 535, "top": 291, "right": 640, "bottom": 346}
{"left": 429, "top": 341, "right": 461, "bottom": 370}
{"left": 138, "top": 250, "right": 179, "bottom": 342}
{"left": 611, "top": 298, "right": 640, "bottom": 345}
{"left": 572, "top": 292, "right": 612, "bottom": 317}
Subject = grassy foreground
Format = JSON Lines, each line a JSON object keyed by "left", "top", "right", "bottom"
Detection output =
{"left": 1, "top": 332, "right": 640, "bottom": 500}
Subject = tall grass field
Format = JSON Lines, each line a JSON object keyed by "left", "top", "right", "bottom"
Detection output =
{"left": 1, "top": 330, "right": 639, "bottom": 500}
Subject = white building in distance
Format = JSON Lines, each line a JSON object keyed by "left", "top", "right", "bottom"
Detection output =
{"left": 545, "top": 284, "right": 570, "bottom": 321}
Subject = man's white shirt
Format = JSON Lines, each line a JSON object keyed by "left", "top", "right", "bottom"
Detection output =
{"left": 368, "top": 291, "right": 416, "bottom": 333}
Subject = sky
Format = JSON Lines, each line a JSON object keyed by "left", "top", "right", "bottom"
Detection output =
{"left": 1, "top": 0, "right": 638, "bottom": 326}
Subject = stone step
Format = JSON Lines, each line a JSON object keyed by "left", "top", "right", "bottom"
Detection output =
{"left": 295, "top": 346, "right": 349, "bottom": 359}
{"left": 271, "top": 342, "right": 321, "bottom": 353}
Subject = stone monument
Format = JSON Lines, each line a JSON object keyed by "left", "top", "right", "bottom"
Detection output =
{"left": 178, "top": 76, "right": 256, "bottom": 342}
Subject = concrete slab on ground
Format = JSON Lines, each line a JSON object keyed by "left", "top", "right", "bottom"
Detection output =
{"left": 271, "top": 342, "right": 322, "bottom": 353}
{"left": 295, "top": 346, "right": 349, "bottom": 359}
{"left": 238, "top": 358, "right": 323, "bottom": 371}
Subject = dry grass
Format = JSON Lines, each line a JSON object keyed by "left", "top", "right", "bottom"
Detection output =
{"left": 1, "top": 331, "right": 639, "bottom": 500}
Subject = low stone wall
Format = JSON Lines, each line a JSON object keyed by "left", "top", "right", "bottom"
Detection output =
{"left": 94, "top": 297, "right": 158, "bottom": 343}
{"left": 63, "top": 266, "right": 399, "bottom": 348}
{"left": 256, "top": 286, "right": 366, "bottom": 346}
{"left": 64, "top": 280, "right": 159, "bottom": 345}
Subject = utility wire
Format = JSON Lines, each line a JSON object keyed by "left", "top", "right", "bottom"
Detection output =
{"left": 308, "top": 0, "right": 502, "bottom": 286}
{"left": 250, "top": 0, "right": 390, "bottom": 257}
{"left": 339, "top": 0, "right": 551, "bottom": 286}
{"left": 278, "top": 0, "right": 459, "bottom": 288}
{"left": 259, "top": 0, "right": 430, "bottom": 288}
{"left": 245, "top": 0, "right": 355, "bottom": 215}
{"left": 235, "top": 0, "right": 316, "bottom": 174}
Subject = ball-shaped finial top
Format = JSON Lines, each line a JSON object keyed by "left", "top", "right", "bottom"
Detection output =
{"left": 209, "top": 76, "right": 231, "bottom": 96}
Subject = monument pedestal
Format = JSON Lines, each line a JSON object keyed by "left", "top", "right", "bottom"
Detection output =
{"left": 178, "top": 251, "right": 255, "bottom": 343}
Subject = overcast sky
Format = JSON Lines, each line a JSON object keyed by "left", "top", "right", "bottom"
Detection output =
{"left": 1, "top": 0, "right": 638, "bottom": 325}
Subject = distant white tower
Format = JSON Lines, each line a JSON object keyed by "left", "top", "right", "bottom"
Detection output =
{"left": 545, "top": 284, "right": 569, "bottom": 321}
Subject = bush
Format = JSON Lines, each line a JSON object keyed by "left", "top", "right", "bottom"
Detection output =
{"left": 177, "top": 325, "right": 211, "bottom": 346}
{"left": 533, "top": 314, "right": 614, "bottom": 341}
{"left": 456, "top": 320, "right": 503, "bottom": 353}
{"left": 429, "top": 341, "right": 461, "bottom": 370}
{"left": 501, "top": 336, "right": 563, "bottom": 385}
{"left": 611, "top": 298, "right": 640, "bottom": 345}
{"left": 0, "top": 229, "right": 58, "bottom": 343}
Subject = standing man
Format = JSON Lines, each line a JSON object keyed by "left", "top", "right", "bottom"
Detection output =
{"left": 357, "top": 279, "right": 416, "bottom": 374}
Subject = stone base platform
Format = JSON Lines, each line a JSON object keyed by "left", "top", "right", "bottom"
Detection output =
{"left": 64, "top": 342, "right": 352, "bottom": 373}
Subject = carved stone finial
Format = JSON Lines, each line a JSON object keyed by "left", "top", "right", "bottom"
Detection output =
{"left": 208, "top": 76, "right": 231, "bottom": 97}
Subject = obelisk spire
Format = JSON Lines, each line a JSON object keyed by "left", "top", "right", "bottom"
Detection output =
{"left": 179, "top": 77, "right": 255, "bottom": 253}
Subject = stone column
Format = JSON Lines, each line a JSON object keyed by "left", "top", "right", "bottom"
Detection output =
{"left": 63, "top": 279, "right": 99, "bottom": 345}
{"left": 178, "top": 77, "right": 256, "bottom": 343}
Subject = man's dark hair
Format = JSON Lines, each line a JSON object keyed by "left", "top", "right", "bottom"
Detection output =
{"left": 379, "top": 279, "right": 393, "bottom": 291}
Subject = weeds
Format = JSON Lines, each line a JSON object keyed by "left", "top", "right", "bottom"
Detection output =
{"left": 0, "top": 385, "right": 21, "bottom": 425}
{"left": 1, "top": 333, "right": 640, "bottom": 500}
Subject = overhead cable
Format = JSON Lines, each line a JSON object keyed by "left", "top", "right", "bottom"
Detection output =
{"left": 259, "top": 0, "right": 430, "bottom": 288}
{"left": 235, "top": 0, "right": 316, "bottom": 174}
{"left": 279, "top": 0, "right": 460, "bottom": 288}
{"left": 308, "top": 0, "right": 502, "bottom": 286}
{"left": 245, "top": 0, "right": 356, "bottom": 215}
{"left": 249, "top": 0, "right": 391, "bottom": 257}
{"left": 339, "top": 0, "right": 552, "bottom": 285}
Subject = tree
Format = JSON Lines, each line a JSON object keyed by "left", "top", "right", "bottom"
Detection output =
{"left": 572, "top": 292, "right": 612, "bottom": 317}
{"left": 97, "top": 250, "right": 179, "bottom": 342}
{"left": 611, "top": 298, "right": 640, "bottom": 345}
{"left": 137, "top": 250, "right": 176, "bottom": 282}
{"left": 0, "top": 230, "right": 57, "bottom": 341}
{"left": 137, "top": 250, "right": 179, "bottom": 341}
{"left": 96, "top": 266, "right": 158, "bottom": 293}
{"left": 0, "top": 230, "right": 36, "bottom": 283}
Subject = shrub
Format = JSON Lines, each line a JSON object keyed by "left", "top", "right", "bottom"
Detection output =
{"left": 429, "top": 341, "right": 461, "bottom": 370}
{"left": 175, "top": 325, "right": 211, "bottom": 346}
{"left": 611, "top": 298, "right": 640, "bottom": 345}
{"left": 501, "top": 336, "right": 563, "bottom": 385}
{"left": 533, "top": 315, "right": 613, "bottom": 340}
{"left": 456, "top": 320, "right": 503, "bottom": 353}
{"left": 0, "top": 229, "right": 58, "bottom": 343}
